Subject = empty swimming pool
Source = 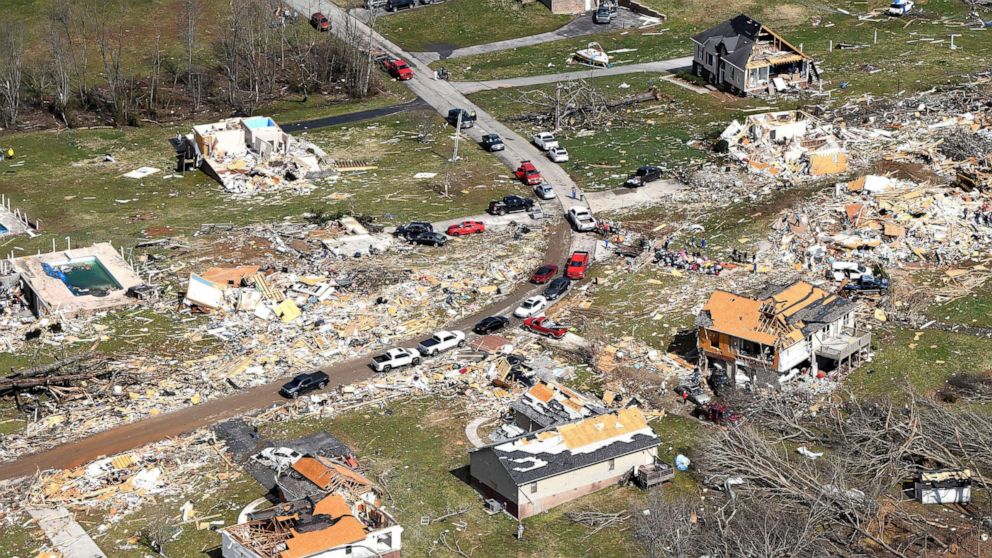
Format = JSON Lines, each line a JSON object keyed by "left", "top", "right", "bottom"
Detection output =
{"left": 44, "top": 257, "right": 122, "bottom": 296}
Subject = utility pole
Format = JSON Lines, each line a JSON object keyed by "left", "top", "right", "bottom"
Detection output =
{"left": 450, "top": 111, "right": 462, "bottom": 162}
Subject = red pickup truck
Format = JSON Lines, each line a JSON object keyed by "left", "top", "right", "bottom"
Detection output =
{"left": 309, "top": 12, "right": 330, "bottom": 31}
{"left": 565, "top": 250, "right": 590, "bottom": 279}
{"left": 381, "top": 57, "right": 414, "bottom": 80}
{"left": 522, "top": 317, "right": 569, "bottom": 339}
{"left": 515, "top": 161, "right": 543, "bottom": 186}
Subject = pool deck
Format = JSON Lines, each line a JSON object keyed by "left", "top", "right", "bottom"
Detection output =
{"left": 11, "top": 243, "right": 144, "bottom": 318}
{"left": 0, "top": 206, "right": 29, "bottom": 236}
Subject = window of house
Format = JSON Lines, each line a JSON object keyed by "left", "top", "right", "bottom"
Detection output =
{"left": 530, "top": 483, "right": 538, "bottom": 494}
{"left": 609, "top": 458, "right": 616, "bottom": 471}
{"left": 345, "top": 547, "right": 353, "bottom": 555}
{"left": 706, "top": 53, "right": 715, "bottom": 66}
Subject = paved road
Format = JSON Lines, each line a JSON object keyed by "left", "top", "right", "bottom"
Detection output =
{"left": 410, "top": 8, "right": 654, "bottom": 62}
{"left": 452, "top": 56, "right": 694, "bottom": 94}
{"left": 282, "top": 98, "right": 428, "bottom": 132}
{"left": 0, "top": 0, "right": 594, "bottom": 481}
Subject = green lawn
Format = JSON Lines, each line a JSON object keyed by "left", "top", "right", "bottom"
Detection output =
{"left": 927, "top": 277, "right": 992, "bottom": 329}
{"left": 378, "top": 0, "right": 572, "bottom": 52}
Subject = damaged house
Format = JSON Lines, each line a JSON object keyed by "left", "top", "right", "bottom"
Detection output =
{"left": 696, "top": 281, "right": 870, "bottom": 385}
{"left": 220, "top": 456, "right": 402, "bottom": 558}
{"left": 692, "top": 14, "right": 818, "bottom": 95}
{"left": 470, "top": 407, "right": 660, "bottom": 518}
{"left": 721, "top": 110, "right": 848, "bottom": 177}
{"left": 185, "top": 116, "right": 331, "bottom": 194}
{"left": 506, "top": 380, "right": 607, "bottom": 436}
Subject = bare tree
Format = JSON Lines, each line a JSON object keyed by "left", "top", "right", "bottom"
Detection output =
{"left": 95, "top": 0, "right": 134, "bottom": 124}
{"left": 180, "top": 0, "right": 198, "bottom": 94}
{"left": 148, "top": 34, "right": 163, "bottom": 111}
{"left": 47, "top": 28, "right": 73, "bottom": 126}
{"left": 0, "top": 27, "right": 25, "bottom": 128}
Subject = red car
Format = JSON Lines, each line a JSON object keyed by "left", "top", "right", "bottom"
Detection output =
{"left": 446, "top": 220, "right": 485, "bottom": 236}
{"left": 309, "top": 12, "right": 330, "bottom": 31}
{"left": 515, "top": 161, "right": 543, "bottom": 186}
{"left": 565, "top": 251, "right": 590, "bottom": 279}
{"left": 693, "top": 403, "right": 743, "bottom": 426}
{"left": 522, "top": 316, "right": 569, "bottom": 339}
{"left": 382, "top": 57, "right": 414, "bottom": 80}
{"left": 529, "top": 264, "right": 559, "bottom": 284}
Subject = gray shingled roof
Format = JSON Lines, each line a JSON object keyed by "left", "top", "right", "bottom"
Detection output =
{"left": 691, "top": 14, "right": 763, "bottom": 69}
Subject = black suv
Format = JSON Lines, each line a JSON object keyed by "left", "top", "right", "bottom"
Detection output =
{"left": 473, "top": 315, "right": 509, "bottom": 334}
{"left": 394, "top": 221, "right": 433, "bottom": 239}
{"left": 625, "top": 165, "right": 662, "bottom": 187}
{"left": 487, "top": 195, "right": 534, "bottom": 216}
{"left": 543, "top": 277, "right": 570, "bottom": 300}
{"left": 480, "top": 134, "right": 505, "bottom": 152}
{"left": 410, "top": 231, "right": 447, "bottom": 247}
{"left": 387, "top": 0, "right": 416, "bottom": 10}
{"left": 447, "top": 108, "right": 477, "bottom": 128}
{"left": 280, "top": 371, "right": 329, "bottom": 398}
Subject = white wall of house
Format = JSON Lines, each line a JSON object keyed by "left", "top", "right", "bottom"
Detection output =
{"left": 221, "top": 526, "right": 402, "bottom": 558}
{"left": 776, "top": 340, "right": 810, "bottom": 372}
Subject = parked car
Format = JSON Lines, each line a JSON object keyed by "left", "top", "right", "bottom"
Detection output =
{"left": 593, "top": 4, "right": 613, "bottom": 23}
{"left": 309, "top": 12, "right": 330, "bottom": 31}
{"left": 514, "top": 296, "right": 548, "bottom": 318}
{"left": 409, "top": 231, "right": 447, "bottom": 247}
{"left": 522, "top": 316, "right": 568, "bottom": 339}
{"left": 533, "top": 181, "right": 556, "bottom": 200}
{"left": 625, "top": 165, "right": 662, "bottom": 187}
{"left": 693, "top": 403, "right": 743, "bottom": 426}
{"left": 417, "top": 330, "right": 466, "bottom": 356}
{"left": 565, "top": 250, "right": 591, "bottom": 279}
{"left": 446, "top": 220, "right": 485, "bottom": 236}
{"left": 480, "top": 133, "right": 505, "bottom": 152}
{"left": 253, "top": 447, "right": 303, "bottom": 470}
{"left": 567, "top": 206, "right": 597, "bottom": 232}
{"left": 532, "top": 132, "right": 559, "bottom": 151}
{"left": 844, "top": 275, "right": 890, "bottom": 293}
{"left": 380, "top": 56, "right": 413, "bottom": 80}
{"left": 514, "top": 161, "right": 543, "bottom": 185}
{"left": 280, "top": 371, "right": 329, "bottom": 398}
{"left": 370, "top": 348, "right": 421, "bottom": 372}
{"left": 364, "top": 0, "right": 388, "bottom": 8}
{"left": 488, "top": 195, "right": 534, "bottom": 216}
{"left": 473, "top": 315, "right": 509, "bottom": 335}
{"left": 446, "top": 108, "right": 477, "bottom": 128}
{"left": 529, "top": 264, "right": 559, "bottom": 284}
{"left": 387, "top": 0, "right": 416, "bottom": 11}
{"left": 548, "top": 146, "right": 569, "bottom": 163}
{"left": 543, "top": 277, "right": 570, "bottom": 300}
{"left": 674, "top": 383, "right": 711, "bottom": 406}
{"left": 394, "top": 221, "right": 433, "bottom": 239}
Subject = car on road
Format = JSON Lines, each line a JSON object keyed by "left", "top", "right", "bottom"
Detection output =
{"left": 394, "top": 221, "right": 433, "bottom": 239}
{"left": 370, "top": 347, "right": 421, "bottom": 372}
{"left": 417, "top": 330, "right": 466, "bottom": 356}
{"left": 387, "top": 0, "right": 416, "bottom": 10}
{"left": 514, "top": 161, "right": 543, "bottom": 185}
{"left": 548, "top": 146, "right": 569, "bottom": 163}
{"left": 480, "top": 133, "right": 505, "bottom": 152}
{"left": 380, "top": 56, "right": 413, "bottom": 80}
{"left": 280, "top": 371, "right": 329, "bottom": 398}
{"left": 522, "top": 316, "right": 569, "bottom": 339}
{"left": 409, "top": 231, "right": 447, "bottom": 247}
{"left": 533, "top": 181, "right": 556, "bottom": 200}
{"left": 253, "top": 447, "right": 303, "bottom": 470}
{"left": 625, "top": 165, "right": 662, "bottom": 187}
{"left": 529, "top": 264, "right": 559, "bottom": 284}
{"left": 532, "top": 132, "right": 559, "bottom": 151}
{"left": 473, "top": 315, "right": 509, "bottom": 335}
{"left": 565, "top": 250, "right": 590, "bottom": 279}
{"left": 447, "top": 108, "right": 477, "bottom": 128}
{"left": 446, "top": 220, "right": 485, "bottom": 236}
{"left": 593, "top": 4, "right": 613, "bottom": 23}
{"left": 543, "top": 277, "right": 570, "bottom": 300}
{"left": 567, "top": 206, "right": 597, "bottom": 232}
{"left": 488, "top": 195, "right": 534, "bottom": 216}
{"left": 309, "top": 12, "right": 330, "bottom": 31}
{"left": 514, "top": 295, "right": 548, "bottom": 318}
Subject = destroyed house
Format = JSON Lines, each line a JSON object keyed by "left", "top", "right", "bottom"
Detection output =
{"left": 691, "top": 14, "right": 817, "bottom": 95}
{"left": 469, "top": 407, "right": 660, "bottom": 518}
{"left": 696, "top": 281, "right": 869, "bottom": 383}
{"left": 221, "top": 462, "right": 402, "bottom": 558}
{"left": 509, "top": 380, "right": 606, "bottom": 433}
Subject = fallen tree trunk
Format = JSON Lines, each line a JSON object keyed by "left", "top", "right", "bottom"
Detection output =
{"left": 8, "top": 352, "right": 98, "bottom": 379}
{"left": 0, "top": 369, "right": 110, "bottom": 395}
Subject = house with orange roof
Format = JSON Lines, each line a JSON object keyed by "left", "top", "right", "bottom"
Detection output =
{"left": 469, "top": 407, "right": 660, "bottom": 518}
{"left": 696, "top": 280, "right": 870, "bottom": 384}
{"left": 508, "top": 380, "right": 607, "bottom": 434}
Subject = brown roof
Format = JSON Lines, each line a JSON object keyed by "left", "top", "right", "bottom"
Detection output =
{"left": 558, "top": 407, "right": 650, "bottom": 451}
{"left": 201, "top": 266, "right": 259, "bottom": 287}
{"left": 528, "top": 382, "right": 554, "bottom": 404}
{"left": 702, "top": 281, "right": 831, "bottom": 346}
{"left": 280, "top": 515, "right": 367, "bottom": 558}
{"left": 291, "top": 456, "right": 372, "bottom": 491}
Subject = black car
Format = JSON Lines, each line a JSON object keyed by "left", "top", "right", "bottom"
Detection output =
{"left": 387, "top": 0, "right": 416, "bottom": 10}
{"left": 410, "top": 231, "right": 447, "bottom": 247}
{"left": 446, "top": 108, "right": 477, "bottom": 128}
{"left": 473, "top": 315, "right": 509, "bottom": 335}
{"left": 543, "top": 277, "right": 570, "bottom": 300}
{"left": 480, "top": 133, "right": 505, "bottom": 152}
{"left": 625, "top": 165, "right": 662, "bottom": 187}
{"left": 394, "top": 221, "right": 433, "bottom": 239}
{"left": 593, "top": 5, "right": 612, "bottom": 23}
{"left": 487, "top": 195, "right": 534, "bottom": 216}
{"left": 280, "top": 371, "right": 329, "bottom": 398}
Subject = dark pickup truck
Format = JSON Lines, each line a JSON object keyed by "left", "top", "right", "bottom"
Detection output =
{"left": 447, "top": 108, "right": 477, "bottom": 128}
{"left": 487, "top": 195, "right": 534, "bottom": 216}
{"left": 480, "top": 133, "right": 505, "bottom": 152}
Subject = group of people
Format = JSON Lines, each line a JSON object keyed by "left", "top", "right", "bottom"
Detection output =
{"left": 654, "top": 249, "right": 724, "bottom": 275}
